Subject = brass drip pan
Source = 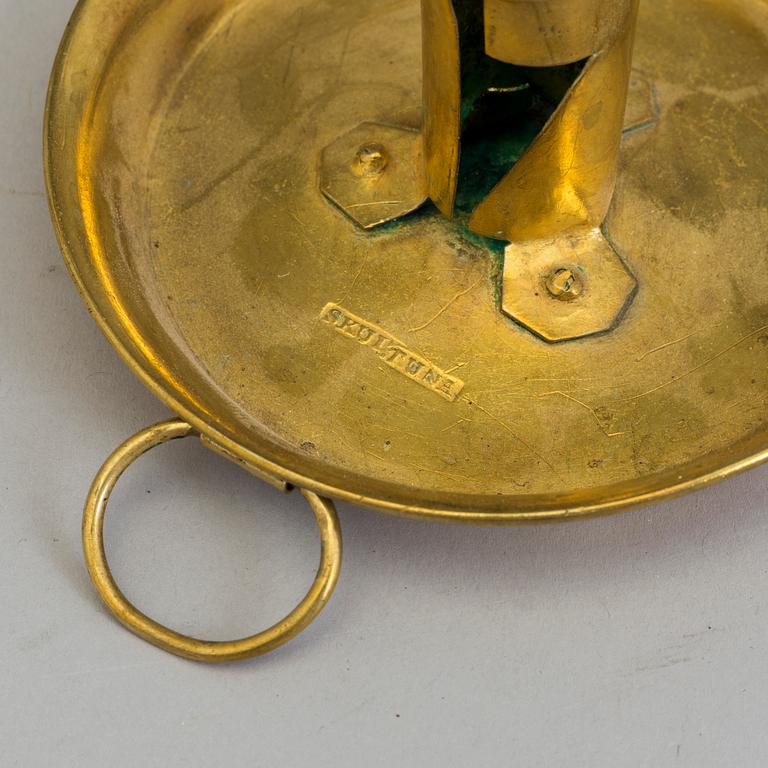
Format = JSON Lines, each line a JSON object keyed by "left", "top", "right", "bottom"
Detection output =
{"left": 46, "top": 0, "right": 768, "bottom": 522}
{"left": 46, "top": 0, "right": 768, "bottom": 659}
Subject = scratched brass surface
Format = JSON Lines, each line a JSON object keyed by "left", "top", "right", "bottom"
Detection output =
{"left": 484, "top": 0, "right": 634, "bottom": 67}
{"left": 47, "top": 0, "right": 768, "bottom": 521}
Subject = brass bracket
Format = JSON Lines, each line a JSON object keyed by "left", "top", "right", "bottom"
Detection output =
{"left": 319, "top": 122, "right": 427, "bottom": 229}
{"left": 501, "top": 228, "right": 637, "bottom": 342}
{"left": 318, "top": 1, "right": 648, "bottom": 342}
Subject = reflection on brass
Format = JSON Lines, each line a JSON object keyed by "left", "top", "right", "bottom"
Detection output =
{"left": 422, "top": 0, "right": 636, "bottom": 238}
{"left": 422, "top": 0, "right": 463, "bottom": 218}
{"left": 46, "top": 0, "right": 768, "bottom": 660}
{"left": 469, "top": 1, "right": 638, "bottom": 243}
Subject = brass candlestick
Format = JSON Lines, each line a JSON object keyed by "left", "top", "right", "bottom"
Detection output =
{"left": 46, "top": 0, "right": 768, "bottom": 661}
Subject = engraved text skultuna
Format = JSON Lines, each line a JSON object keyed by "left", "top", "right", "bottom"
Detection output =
{"left": 320, "top": 303, "right": 465, "bottom": 402}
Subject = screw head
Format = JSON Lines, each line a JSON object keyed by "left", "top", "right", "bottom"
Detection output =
{"left": 545, "top": 267, "right": 584, "bottom": 302}
{"left": 353, "top": 143, "right": 389, "bottom": 177}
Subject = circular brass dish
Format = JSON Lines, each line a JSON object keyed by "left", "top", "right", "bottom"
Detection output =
{"left": 46, "top": 0, "right": 768, "bottom": 522}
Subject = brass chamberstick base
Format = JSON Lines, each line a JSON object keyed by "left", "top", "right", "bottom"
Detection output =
{"left": 48, "top": 0, "right": 768, "bottom": 522}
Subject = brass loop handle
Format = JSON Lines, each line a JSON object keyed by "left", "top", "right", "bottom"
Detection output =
{"left": 82, "top": 419, "right": 342, "bottom": 663}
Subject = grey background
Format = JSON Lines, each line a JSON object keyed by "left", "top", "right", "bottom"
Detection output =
{"left": 2, "top": 1, "right": 768, "bottom": 765}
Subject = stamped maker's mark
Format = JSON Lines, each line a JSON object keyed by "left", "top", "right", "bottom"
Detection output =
{"left": 320, "top": 303, "right": 465, "bottom": 402}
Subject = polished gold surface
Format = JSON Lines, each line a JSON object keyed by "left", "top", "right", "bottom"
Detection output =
{"left": 47, "top": 0, "right": 768, "bottom": 524}
{"left": 82, "top": 419, "right": 342, "bottom": 663}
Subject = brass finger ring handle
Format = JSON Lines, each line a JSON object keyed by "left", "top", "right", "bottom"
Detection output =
{"left": 82, "top": 419, "right": 343, "bottom": 663}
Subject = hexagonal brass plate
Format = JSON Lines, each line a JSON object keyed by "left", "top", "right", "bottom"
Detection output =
{"left": 502, "top": 228, "right": 638, "bottom": 342}
{"left": 46, "top": 0, "right": 768, "bottom": 522}
{"left": 320, "top": 122, "right": 426, "bottom": 229}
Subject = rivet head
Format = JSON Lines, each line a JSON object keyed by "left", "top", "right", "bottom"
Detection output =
{"left": 353, "top": 143, "right": 389, "bottom": 177}
{"left": 545, "top": 267, "right": 584, "bottom": 302}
